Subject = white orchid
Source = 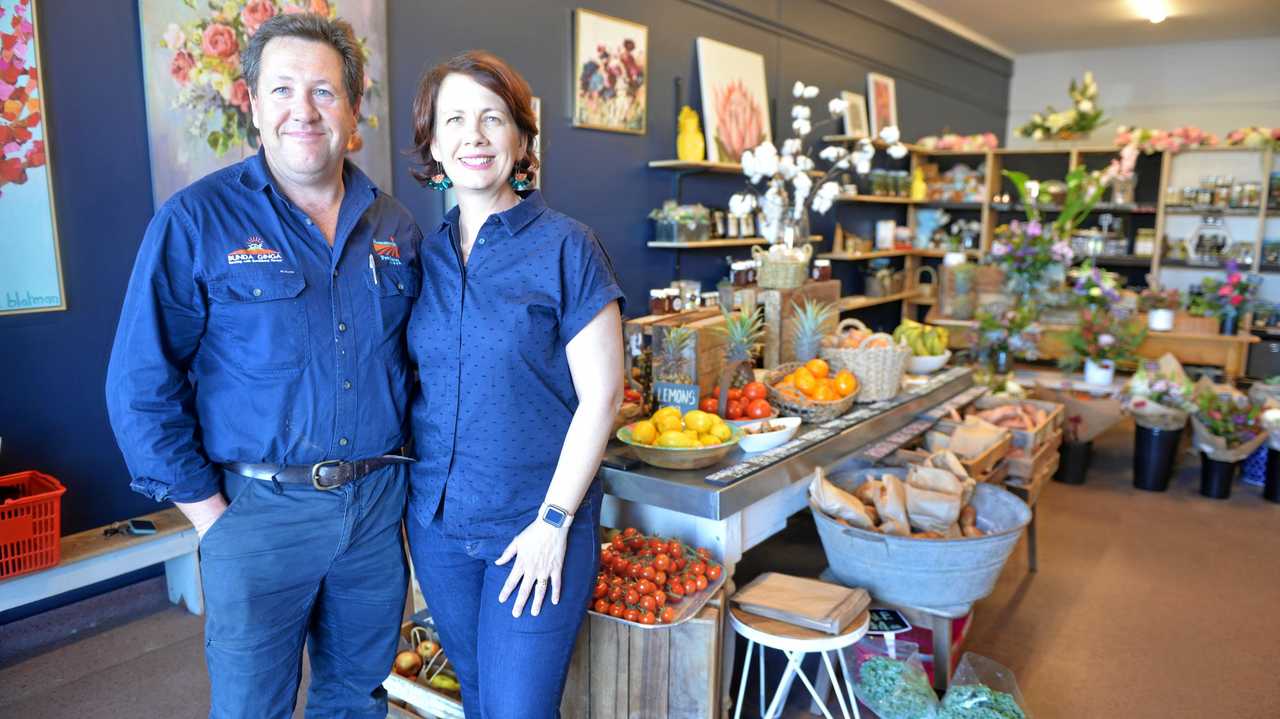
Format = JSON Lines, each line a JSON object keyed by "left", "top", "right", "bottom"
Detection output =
{"left": 780, "top": 138, "right": 803, "bottom": 157}
{"left": 792, "top": 80, "right": 806, "bottom": 99}
{"left": 791, "top": 104, "right": 811, "bottom": 120}
{"left": 795, "top": 155, "right": 815, "bottom": 173}
{"left": 1077, "top": 99, "right": 1094, "bottom": 113}
{"left": 802, "top": 84, "right": 819, "bottom": 99}
{"left": 778, "top": 155, "right": 798, "bottom": 180}
{"left": 728, "top": 193, "right": 758, "bottom": 216}
{"left": 792, "top": 118, "right": 812, "bottom": 137}
{"left": 828, "top": 98, "right": 846, "bottom": 117}
{"left": 887, "top": 142, "right": 908, "bottom": 160}
{"left": 878, "top": 125, "right": 901, "bottom": 144}
{"left": 818, "top": 145, "right": 849, "bottom": 162}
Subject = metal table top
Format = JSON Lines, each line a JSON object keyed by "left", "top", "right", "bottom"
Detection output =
{"left": 599, "top": 368, "right": 974, "bottom": 520}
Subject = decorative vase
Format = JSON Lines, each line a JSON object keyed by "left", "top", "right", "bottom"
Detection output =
{"left": 992, "top": 350, "right": 1011, "bottom": 375}
{"left": 1133, "top": 425, "right": 1182, "bottom": 491}
{"left": 1083, "top": 358, "right": 1115, "bottom": 386}
{"left": 676, "top": 106, "right": 706, "bottom": 162}
{"left": 1148, "top": 308, "right": 1174, "bottom": 332}
{"left": 1219, "top": 313, "right": 1238, "bottom": 336}
{"left": 1199, "top": 453, "right": 1237, "bottom": 499}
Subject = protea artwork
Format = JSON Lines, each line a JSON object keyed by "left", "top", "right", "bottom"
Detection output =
{"left": 712, "top": 79, "right": 766, "bottom": 163}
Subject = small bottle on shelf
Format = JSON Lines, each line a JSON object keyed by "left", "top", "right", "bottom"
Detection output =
{"left": 811, "top": 259, "right": 832, "bottom": 281}
{"left": 649, "top": 289, "right": 671, "bottom": 315}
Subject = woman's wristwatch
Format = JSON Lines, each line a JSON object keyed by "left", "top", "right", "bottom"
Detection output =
{"left": 539, "top": 503, "right": 574, "bottom": 529}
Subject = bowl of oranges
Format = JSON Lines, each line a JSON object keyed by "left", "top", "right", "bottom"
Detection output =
{"left": 617, "top": 407, "right": 745, "bottom": 470}
{"left": 765, "top": 358, "right": 859, "bottom": 423}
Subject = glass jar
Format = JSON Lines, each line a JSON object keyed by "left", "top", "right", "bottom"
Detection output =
{"left": 1182, "top": 186, "right": 1198, "bottom": 206}
{"left": 667, "top": 288, "right": 685, "bottom": 312}
{"left": 649, "top": 289, "right": 671, "bottom": 315}
{"left": 1242, "top": 182, "right": 1262, "bottom": 208}
{"left": 1197, "top": 176, "right": 1215, "bottom": 206}
{"left": 700, "top": 291, "right": 719, "bottom": 308}
{"left": 811, "top": 259, "right": 832, "bottom": 281}
{"left": 1214, "top": 176, "right": 1233, "bottom": 208}
{"left": 747, "top": 260, "right": 758, "bottom": 285}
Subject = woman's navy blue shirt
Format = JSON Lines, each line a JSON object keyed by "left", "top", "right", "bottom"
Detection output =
{"left": 407, "top": 191, "right": 624, "bottom": 537}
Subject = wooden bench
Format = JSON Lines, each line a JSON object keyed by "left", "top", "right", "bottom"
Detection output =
{"left": 0, "top": 507, "right": 202, "bottom": 615}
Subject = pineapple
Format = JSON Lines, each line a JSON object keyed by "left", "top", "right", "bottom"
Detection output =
{"left": 654, "top": 326, "right": 696, "bottom": 384}
{"left": 791, "top": 298, "right": 836, "bottom": 362}
{"left": 717, "top": 302, "right": 765, "bottom": 387}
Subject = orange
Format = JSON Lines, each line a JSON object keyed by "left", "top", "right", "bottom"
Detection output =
{"left": 804, "top": 358, "right": 829, "bottom": 379}
{"left": 795, "top": 372, "right": 817, "bottom": 397}
{"left": 813, "top": 384, "right": 837, "bottom": 402}
{"left": 834, "top": 370, "right": 858, "bottom": 398}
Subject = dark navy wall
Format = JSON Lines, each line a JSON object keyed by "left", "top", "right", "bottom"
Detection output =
{"left": 0, "top": 0, "right": 1009, "bottom": 541}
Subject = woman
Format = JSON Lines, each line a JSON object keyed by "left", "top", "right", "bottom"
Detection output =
{"left": 405, "top": 51, "right": 624, "bottom": 718}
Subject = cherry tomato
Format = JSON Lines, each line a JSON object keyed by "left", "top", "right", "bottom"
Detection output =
{"left": 594, "top": 581, "right": 608, "bottom": 598}
{"left": 625, "top": 608, "right": 641, "bottom": 622}
{"left": 726, "top": 400, "right": 745, "bottom": 420}
{"left": 640, "top": 611, "right": 657, "bottom": 625}
{"left": 699, "top": 397, "right": 720, "bottom": 414}
{"left": 654, "top": 590, "right": 667, "bottom": 607}
{"left": 674, "top": 557, "right": 687, "bottom": 571}
{"left": 696, "top": 575, "right": 709, "bottom": 591}
{"left": 747, "top": 398, "right": 772, "bottom": 419}
{"left": 611, "top": 535, "right": 625, "bottom": 551}
{"left": 711, "top": 386, "right": 721, "bottom": 398}
{"left": 608, "top": 586, "right": 623, "bottom": 602}
{"left": 641, "top": 566, "right": 656, "bottom": 582}
{"left": 609, "top": 575, "right": 624, "bottom": 586}
{"left": 648, "top": 537, "right": 664, "bottom": 551}
{"left": 640, "top": 595, "right": 657, "bottom": 612}
{"left": 637, "top": 579, "right": 656, "bottom": 595}
{"left": 690, "top": 561, "right": 706, "bottom": 576}
{"left": 661, "top": 606, "right": 677, "bottom": 623}
{"left": 667, "top": 540, "right": 683, "bottom": 556}
{"left": 696, "top": 547, "right": 712, "bottom": 560}
{"left": 707, "top": 564, "right": 723, "bottom": 581}
{"left": 594, "top": 598, "right": 610, "bottom": 613}
{"left": 612, "top": 557, "right": 629, "bottom": 575}
{"left": 625, "top": 589, "right": 640, "bottom": 605}
{"left": 653, "top": 553, "right": 671, "bottom": 571}
{"left": 743, "top": 382, "right": 768, "bottom": 401}
{"left": 684, "top": 578, "right": 697, "bottom": 594}
{"left": 623, "top": 527, "right": 638, "bottom": 538}
{"left": 666, "top": 583, "right": 684, "bottom": 601}
{"left": 654, "top": 570, "right": 667, "bottom": 586}
{"left": 628, "top": 563, "right": 644, "bottom": 580}
{"left": 600, "top": 547, "right": 612, "bottom": 563}
{"left": 609, "top": 602, "right": 625, "bottom": 618}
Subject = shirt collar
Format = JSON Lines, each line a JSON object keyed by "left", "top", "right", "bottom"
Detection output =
{"left": 238, "top": 147, "right": 379, "bottom": 202}
{"left": 437, "top": 190, "right": 548, "bottom": 236}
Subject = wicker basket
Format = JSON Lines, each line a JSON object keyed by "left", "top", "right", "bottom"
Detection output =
{"left": 752, "top": 244, "right": 812, "bottom": 290}
{"left": 819, "top": 319, "right": 909, "bottom": 403}
{"left": 764, "top": 362, "right": 857, "bottom": 423}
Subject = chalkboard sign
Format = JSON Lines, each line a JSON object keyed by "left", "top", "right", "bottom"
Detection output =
{"left": 868, "top": 608, "right": 912, "bottom": 634}
{"left": 652, "top": 381, "right": 700, "bottom": 414}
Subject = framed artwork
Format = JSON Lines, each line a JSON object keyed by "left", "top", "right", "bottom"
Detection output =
{"left": 138, "top": 0, "right": 391, "bottom": 206}
{"left": 840, "top": 90, "right": 869, "bottom": 138}
{"left": 572, "top": 9, "right": 646, "bottom": 134}
{"left": 696, "top": 37, "right": 770, "bottom": 163}
{"left": 867, "top": 72, "right": 898, "bottom": 138}
{"left": 1, "top": 0, "right": 66, "bottom": 315}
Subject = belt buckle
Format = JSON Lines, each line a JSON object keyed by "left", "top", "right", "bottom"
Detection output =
{"left": 311, "top": 459, "right": 344, "bottom": 491}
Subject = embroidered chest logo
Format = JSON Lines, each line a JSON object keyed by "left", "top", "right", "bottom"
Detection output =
{"left": 227, "top": 236, "right": 284, "bottom": 265}
{"left": 372, "top": 237, "right": 402, "bottom": 265}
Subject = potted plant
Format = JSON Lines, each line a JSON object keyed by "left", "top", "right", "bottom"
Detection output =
{"left": 648, "top": 201, "right": 711, "bottom": 244}
{"left": 1122, "top": 358, "right": 1196, "bottom": 491}
{"left": 1202, "top": 261, "right": 1257, "bottom": 335}
{"left": 1138, "top": 287, "right": 1182, "bottom": 332}
{"left": 972, "top": 305, "right": 1040, "bottom": 378}
{"left": 1191, "top": 389, "right": 1264, "bottom": 499}
{"left": 1068, "top": 260, "right": 1122, "bottom": 311}
{"left": 1057, "top": 307, "right": 1146, "bottom": 386}
{"left": 1017, "top": 72, "right": 1106, "bottom": 142}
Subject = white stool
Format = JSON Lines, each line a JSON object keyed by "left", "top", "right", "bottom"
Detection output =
{"left": 730, "top": 605, "right": 869, "bottom": 719}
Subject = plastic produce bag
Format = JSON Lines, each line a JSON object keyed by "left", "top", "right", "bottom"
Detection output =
{"left": 938, "top": 653, "right": 1029, "bottom": 719}
{"left": 845, "top": 636, "right": 939, "bottom": 719}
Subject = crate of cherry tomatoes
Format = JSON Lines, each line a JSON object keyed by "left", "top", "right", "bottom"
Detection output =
{"left": 591, "top": 527, "right": 726, "bottom": 628}
{"left": 696, "top": 381, "right": 776, "bottom": 423}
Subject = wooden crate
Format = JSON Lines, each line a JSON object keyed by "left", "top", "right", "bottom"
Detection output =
{"left": 649, "top": 313, "right": 730, "bottom": 397}
{"left": 758, "top": 279, "right": 842, "bottom": 368}
{"left": 1006, "top": 428, "right": 1062, "bottom": 480}
{"left": 971, "top": 398, "right": 1064, "bottom": 452}
{"left": 1173, "top": 311, "right": 1219, "bottom": 334}
{"left": 1006, "top": 449, "right": 1060, "bottom": 506}
{"left": 561, "top": 590, "right": 724, "bottom": 719}
{"left": 929, "top": 422, "right": 1012, "bottom": 478}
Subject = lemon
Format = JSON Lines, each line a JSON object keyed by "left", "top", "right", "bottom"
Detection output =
{"left": 630, "top": 420, "right": 658, "bottom": 445}
{"left": 652, "top": 406, "right": 681, "bottom": 422}
{"left": 709, "top": 422, "right": 732, "bottom": 442}
{"left": 656, "top": 430, "right": 698, "bottom": 449}
{"left": 683, "top": 429, "right": 700, "bottom": 442}
{"left": 699, "top": 433, "right": 722, "bottom": 446}
{"left": 683, "top": 410, "right": 713, "bottom": 434}
{"left": 655, "top": 414, "right": 683, "bottom": 434}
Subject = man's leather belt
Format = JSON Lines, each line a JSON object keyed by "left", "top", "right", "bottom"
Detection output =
{"left": 223, "top": 455, "right": 415, "bottom": 491}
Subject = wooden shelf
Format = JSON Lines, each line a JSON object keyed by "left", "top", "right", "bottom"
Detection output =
{"left": 835, "top": 194, "right": 917, "bottom": 205}
{"left": 1164, "top": 205, "right": 1263, "bottom": 217}
{"left": 911, "top": 248, "right": 982, "bottom": 258}
{"left": 647, "top": 159, "right": 743, "bottom": 173}
{"left": 647, "top": 235, "right": 821, "bottom": 249}
{"left": 916, "top": 149, "right": 994, "bottom": 157}
{"left": 818, "top": 249, "right": 910, "bottom": 261}
{"left": 919, "top": 201, "right": 984, "bottom": 210}
{"left": 907, "top": 296, "right": 936, "bottom": 305}
{"left": 838, "top": 291, "right": 920, "bottom": 311}
{"left": 820, "top": 136, "right": 925, "bottom": 154}
{"left": 991, "top": 202, "right": 1157, "bottom": 215}
{"left": 1089, "top": 255, "right": 1155, "bottom": 268}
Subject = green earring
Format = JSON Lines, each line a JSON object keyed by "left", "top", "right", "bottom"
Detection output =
{"left": 426, "top": 172, "right": 453, "bottom": 191}
{"left": 509, "top": 169, "right": 532, "bottom": 192}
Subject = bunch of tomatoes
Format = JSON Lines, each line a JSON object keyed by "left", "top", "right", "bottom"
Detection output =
{"left": 699, "top": 381, "right": 774, "bottom": 421}
{"left": 593, "top": 527, "right": 723, "bottom": 625}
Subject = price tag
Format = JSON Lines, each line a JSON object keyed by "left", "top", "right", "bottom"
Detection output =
{"left": 652, "top": 382, "right": 701, "bottom": 414}
{"left": 868, "top": 607, "right": 911, "bottom": 634}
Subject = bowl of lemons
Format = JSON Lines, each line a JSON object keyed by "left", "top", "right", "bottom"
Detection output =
{"left": 616, "top": 407, "right": 744, "bottom": 470}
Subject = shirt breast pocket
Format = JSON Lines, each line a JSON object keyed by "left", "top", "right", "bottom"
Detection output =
{"left": 366, "top": 265, "right": 422, "bottom": 336}
{"left": 207, "top": 274, "right": 309, "bottom": 374}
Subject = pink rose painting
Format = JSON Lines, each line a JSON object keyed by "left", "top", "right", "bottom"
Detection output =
{"left": 695, "top": 37, "right": 772, "bottom": 163}
{"left": 139, "top": 0, "right": 391, "bottom": 205}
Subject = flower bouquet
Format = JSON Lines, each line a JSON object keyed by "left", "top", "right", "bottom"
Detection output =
{"left": 1138, "top": 287, "right": 1182, "bottom": 331}
{"left": 1017, "top": 72, "right": 1105, "bottom": 141}
{"left": 1114, "top": 125, "right": 1219, "bottom": 155}
{"left": 1190, "top": 386, "right": 1265, "bottom": 464}
{"left": 1122, "top": 355, "right": 1196, "bottom": 431}
{"left": 972, "top": 304, "right": 1041, "bottom": 375}
{"left": 1224, "top": 126, "right": 1280, "bottom": 151}
{"left": 1056, "top": 307, "right": 1146, "bottom": 387}
{"left": 915, "top": 132, "right": 999, "bottom": 152}
{"left": 1199, "top": 261, "right": 1257, "bottom": 334}
{"left": 1068, "top": 260, "right": 1122, "bottom": 310}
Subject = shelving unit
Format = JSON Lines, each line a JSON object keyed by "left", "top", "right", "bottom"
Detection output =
{"left": 835, "top": 194, "right": 917, "bottom": 205}
{"left": 646, "top": 235, "right": 820, "bottom": 249}
{"left": 838, "top": 290, "right": 921, "bottom": 311}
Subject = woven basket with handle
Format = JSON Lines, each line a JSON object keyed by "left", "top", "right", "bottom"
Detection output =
{"left": 819, "top": 318, "right": 909, "bottom": 403}
{"left": 764, "top": 361, "right": 857, "bottom": 423}
{"left": 752, "top": 244, "right": 812, "bottom": 289}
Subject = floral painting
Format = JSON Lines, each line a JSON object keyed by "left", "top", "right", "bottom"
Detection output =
{"left": 572, "top": 9, "right": 645, "bottom": 134}
{"left": 696, "top": 37, "right": 770, "bottom": 163}
{"left": 138, "top": 0, "right": 390, "bottom": 206}
{"left": 1, "top": 0, "right": 65, "bottom": 314}
{"left": 867, "top": 72, "right": 897, "bottom": 138}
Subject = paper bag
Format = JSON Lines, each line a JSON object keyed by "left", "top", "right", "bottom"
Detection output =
{"left": 1190, "top": 415, "right": 1268, "bottom": 462}
{"left": 948, "top": 416, "right": 1007, "bottom": 459}
{"left": 808, "top": 469, "right": 877, "bottom": 531}
{"left": 905, "top": 485, "right": 961, "bottom": 533}
{"left": 1033, "top": 385, "right": 1122, "bottom": 443}
{"left": 874, "top": 474, "right": 911, "bottom": 533}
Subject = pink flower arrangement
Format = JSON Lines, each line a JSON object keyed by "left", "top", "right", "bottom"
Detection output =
{"left": 1115, "top": 125, "right": 1219, "bottom": 154}
{"left": 713, "top": 79, "right": 765, "bottom": 161}
{"left": 915, "top": 132, "right": 998, "bottom": 152}
{"left": 1224, "top": 126, "right": 1280, "bottom": 151}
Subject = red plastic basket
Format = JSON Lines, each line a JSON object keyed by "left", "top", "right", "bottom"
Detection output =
{"left": 0, "top": 471, "right": 67, "bottom": 581}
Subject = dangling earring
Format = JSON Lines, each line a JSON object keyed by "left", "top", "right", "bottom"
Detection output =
{"left": 425, "top": 164, "right": 453, "bottom": 191}
{"left": 509, "top": 165, "right": 532, "bottom": 192}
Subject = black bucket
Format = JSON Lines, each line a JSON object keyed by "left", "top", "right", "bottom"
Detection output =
{"left": 1199, "top": 453, "right": 1237, "bottom": 499}
{"left": 1133, "top": 426, "right": 1182, "bottom": 492}
{"left": 1265, "top": 448, "right": 1280, "bottom": 503}
{"left": 1055, "top": 440, "right": 1092, "bottom": 485}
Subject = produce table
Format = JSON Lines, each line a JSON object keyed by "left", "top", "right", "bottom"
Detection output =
{"left": 597, "top": 366, "right": 977, "bottom": 716}
{"left": 928, "top": 315, "right": 1259, "bottom": 381}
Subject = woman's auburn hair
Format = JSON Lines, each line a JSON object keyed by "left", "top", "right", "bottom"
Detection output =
{"left": 410, "top": 50, "right": 540, "bottom": 186}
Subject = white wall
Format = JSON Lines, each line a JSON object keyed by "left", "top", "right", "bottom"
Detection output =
{"left": 1005, "top": 37, "right": 1280, "bottom": 145}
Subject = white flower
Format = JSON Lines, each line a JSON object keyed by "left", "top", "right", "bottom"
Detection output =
{"left": 163, "top": 23, "right": 186, "bottom": 50}
{"left": 741, "top": 149, "right": 757, "bottom": 178}
{"left": 778, "top": 155, "right": 798, "bottom": 180}
{"left": 812, "top": 195, "right": 834, "bottom": 214}
{"left": 1077, "top": 99, "right": 1094, "bottom": 113}
{"left": 792, "top": 169, "right": 812, "bottom": 195}
{"left": 828, "top": 98, "right": 846, "bottom": 117}
{"left": 878, "top": 125, "right": 900, "bottom": 144}
{"left": 887, "top": 142, "right": 908, "bottom": 160}
{"left": 817, "top": 181, "right": 840, "bottom": 200}
{"left": 729, "top": 193, "right": 757, "bottom": 216}
{"left": 818, "top": 146, "right": 848, "bottom": 162}
{"left": 753, "top": 142, "right": 779, "bottom": 178}
{"left": 1083, "top": 70, "right": 1095, "bottom": 88}
{"left": 796, "top": 156, "right": 815, "bottom": 172}
{"left": 1025, "top": 180, "right": 1041, "bottom": 199}
{"left": 780, "top": 138, "right": 803, "bottom": 157}
{"left": 854, "top": 158, "right": 872, "bottom": 174}
{"left": 792, "top": 81, "right": 805, "bottom": 98}
{"left": 791, "top": 105, "right": 811, "bottom": 120}
{"left": 1032, "top": 128, "right": 1046, "bottom": 140}
{"left": 802, "top": 85, "right": 819, "bottom": 99}
{"left": 792, "top": 118, "right": 812, "bottom": 137}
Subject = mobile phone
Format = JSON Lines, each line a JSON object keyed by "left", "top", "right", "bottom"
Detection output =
{"left": 125, "top": 519, "right": 158, "bottom": 536}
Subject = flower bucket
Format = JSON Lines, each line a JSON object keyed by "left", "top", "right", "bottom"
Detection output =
{"left": 1055, "top": 440, "right": 1092, "bottom": 485}
{"left": 1133, "top": 426, "right": 1182, "bottom": 491}
{"left": 1148, "top": 308, "right": 1174, "bottom": 332}
{"left": 1083, "top": 358, "right": 1115, "bottom": 387}
{"left": 1266, "top": 448, "right": 1280, "bottom": 503}
{"left": 1200, "top": 453, "right": 1237, "bottom": 499}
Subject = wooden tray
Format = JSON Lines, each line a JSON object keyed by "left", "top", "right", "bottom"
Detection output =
{"left": 1006, "top": 428, "right": 1063, "bottom": 479}
{"left": 972, "top": 397, "right": 1064, "bottom": 451}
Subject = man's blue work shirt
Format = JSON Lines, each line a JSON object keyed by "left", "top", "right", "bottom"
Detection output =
{"left": 406, "top": 191, "right": 624, "bottom": 537}
{"left": 106, "top": 150, "right": 422, "bottom": 503}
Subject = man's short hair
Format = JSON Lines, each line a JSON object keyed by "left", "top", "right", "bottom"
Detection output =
{"left": 241, "top": 13, "right": 364, "bottom": 107}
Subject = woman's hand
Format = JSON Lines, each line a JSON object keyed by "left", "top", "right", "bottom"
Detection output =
{"left": 495, "top": 520, "right": 570, "bottom": 618}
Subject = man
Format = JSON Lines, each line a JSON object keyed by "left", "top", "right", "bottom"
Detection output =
{"left": 106, "top": 13, "right": 419, "bottom": 718}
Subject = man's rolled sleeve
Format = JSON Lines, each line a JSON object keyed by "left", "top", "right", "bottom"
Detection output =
{"left": 106, "top": 202, "right": 221, "bottom": 503}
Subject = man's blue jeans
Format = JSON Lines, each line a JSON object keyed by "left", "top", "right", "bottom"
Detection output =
{"left": 406, "top": 496, "right": 600, "bottom": 719}
{"left": 199, "top": 467, "right": 408, "bottom": 719}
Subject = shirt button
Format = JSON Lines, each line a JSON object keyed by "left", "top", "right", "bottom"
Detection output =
{"left": 343, "top": 380, "right": 352, "bottom": 390}
{"left": 338, "top": 323, "right": 347, "bottom": 332}
{"left": 306, "top": 218, "right": 314, "bottom": 226}
{"left": 397, "top": 283, "right": 405, "bottom": 291}
{"left": 339, "top": 437, "right": 349, "bottom": 446}
{"left": 333, "top": 269, "right": 339, "bottom": 278}
{"left": 252, "top": 288, "right": 263, "bottom": 297}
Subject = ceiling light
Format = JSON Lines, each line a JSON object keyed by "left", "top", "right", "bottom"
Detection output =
{"left": 1132, "top": 0, "right": 1170, "bottom": 24}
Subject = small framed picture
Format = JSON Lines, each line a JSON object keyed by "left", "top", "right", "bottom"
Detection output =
{"left": 840, "top": 90, "right": 869, "bottom": 138}
{"left": 572, "top": 9, "right": 647, "bottom": 134}
{"left": 866, "top": 72, "right": 898, "bottom": 137}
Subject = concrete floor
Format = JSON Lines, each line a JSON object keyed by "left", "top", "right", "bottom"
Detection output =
{"left": 2, "top": 419, "right": 1279, "bottom": 718}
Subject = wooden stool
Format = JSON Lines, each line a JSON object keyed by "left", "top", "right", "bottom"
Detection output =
{"left": 730, "top": 605, "right": 869, "bottom": 719}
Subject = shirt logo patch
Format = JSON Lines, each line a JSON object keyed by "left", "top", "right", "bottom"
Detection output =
{"left": 227, "top": 236, "right": 284, "bottom": 265}
{"left": 372, "top": 237, "right": 402, "bottom": 265}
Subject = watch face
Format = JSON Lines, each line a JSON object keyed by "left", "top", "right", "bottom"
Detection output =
{"left": 543, "top": 507, "right": 566, "bottom": 527}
